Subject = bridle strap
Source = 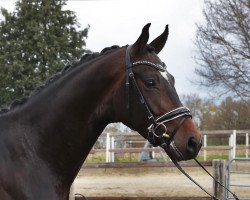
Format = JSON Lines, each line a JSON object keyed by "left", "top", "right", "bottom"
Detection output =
{"left": 125, "top": 45, "right": 133, "bottom": 109}
{"left": 129, "top": 72, "right": 156, "bottom": 124}
{"left": 125, "top": 45, "right": 159, "bottom": 124}
{"left": 156, "top": 106, "right": 191, "bottom": 124}
{"left": 124, "top": 45, "right": 239, "bottom": 200}
{"left": 125, "top": 45, "right": 192, "bottom": 146}
{"left": 168, "top": 115, "right": 189, "bottom": 142}
{"left": 133, "top": 60, "right": 166, "bottom": 72}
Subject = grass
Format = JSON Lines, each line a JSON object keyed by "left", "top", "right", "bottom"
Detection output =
{"left": 196, "top": 155, "right": 229, "bottom": 161}
{"left": 84, "top": 146, "right": 249, "bottom": 163}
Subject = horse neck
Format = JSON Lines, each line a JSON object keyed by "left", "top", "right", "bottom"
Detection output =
{"left": 12, "top": 48, "right": 125, "bottom": 187}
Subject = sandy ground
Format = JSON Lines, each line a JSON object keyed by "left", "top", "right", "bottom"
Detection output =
{"left": 74, "top": 173, "right": 211, "bottom": 197}
{"left": 72, "top": 166, "right": 250, "bottom": 198}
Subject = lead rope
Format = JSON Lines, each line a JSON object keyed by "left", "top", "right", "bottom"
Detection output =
{"left": 194, "top": 158, "right": 239, "bottom": 200}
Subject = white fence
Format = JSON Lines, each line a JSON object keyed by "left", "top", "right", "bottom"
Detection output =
{"left": 202, "top": 130, "right": 249, "bottom": 161}
{"left": 103, "top": 130, "right": 250, "bottom": 162}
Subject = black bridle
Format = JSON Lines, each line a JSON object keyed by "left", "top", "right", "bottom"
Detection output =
{"left": 125, "top": 45, "right": 191, "bottom": 153}
{"left": 124, "top": 45, "right": 239, "bottom": 200}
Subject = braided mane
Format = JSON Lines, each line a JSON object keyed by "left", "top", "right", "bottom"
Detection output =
{"left": 0, "top": 45, "right": 121, "bottom": 114}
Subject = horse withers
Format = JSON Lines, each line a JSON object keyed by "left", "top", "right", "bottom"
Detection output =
{"left": 0, "top": 24, "right": 201, "bottom": 200}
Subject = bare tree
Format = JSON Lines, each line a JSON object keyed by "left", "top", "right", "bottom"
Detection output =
{"left": 181, "top": 93, "right": 216, "bottom": 129}
{"left": 181, "top": 94, "right": 250, "bottom": 130}
{"left": 200, "top": 97, "right": 250, "bottom": 130}
{"left": 194, "top": 0, "right": 250, "bottom": 101}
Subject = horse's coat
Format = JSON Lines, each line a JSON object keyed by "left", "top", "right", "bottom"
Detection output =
{"left": 0, "top": 24, "right": 201, "bottom": 200}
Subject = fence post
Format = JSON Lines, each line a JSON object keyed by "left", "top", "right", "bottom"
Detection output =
{"left": 229, "top": 130, "right": 236, "bottom": 160}
{"left": 106, "top": 133, "right": 110, "bottom": 162}
{"left": 111, "top": 136, "right": 115, "bottom": 162}
{"left": 246, "top": 133, "right": 249, "bottom": 158}
{"left": 229, "top": 134, "right": 233, "bottom": 160}
{"left": 232, "top": 130, "right": 236, "bottom": 159}
{"left": 212, "top": 159, "right": 226, "bottom": 199}
{"left": 203, "top": 135, "right": 207, "bottom": 161}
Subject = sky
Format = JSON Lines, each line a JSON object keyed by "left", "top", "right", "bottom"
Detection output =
{"left": 0, "top": 0, "right": 207, "bottom": 98}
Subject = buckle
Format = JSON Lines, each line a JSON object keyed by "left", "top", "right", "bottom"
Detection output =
{"left": 148, "top": 123, "right": 169, "bottom": 139}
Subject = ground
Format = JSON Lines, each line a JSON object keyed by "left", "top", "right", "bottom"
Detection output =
{"left": 72, "top": 165, "right": 250, "bottom": 199}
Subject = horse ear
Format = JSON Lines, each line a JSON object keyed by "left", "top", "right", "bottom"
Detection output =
{"left": 149, "top": 25, "right": 169, "bottom": 54}
{"left": 133, "top": 23, "right": 151, "bottom": 54}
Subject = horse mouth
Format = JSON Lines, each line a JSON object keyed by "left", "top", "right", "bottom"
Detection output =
{"left": 169, "top": 140, "right": 203, "bottom": 161}
{"left": 164, "top": 141, "right": 184, "bottom": 162}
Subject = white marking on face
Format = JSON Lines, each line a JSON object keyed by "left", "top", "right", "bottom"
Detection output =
{"left": 160, "top": 71, "right": 170, "bottom": 83}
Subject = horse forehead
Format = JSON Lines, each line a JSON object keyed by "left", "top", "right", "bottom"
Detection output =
{"left": 149, "top": 53, "right": 162, "bottom": 63}
{"left": 160, "top": 71, "right": 170, "bottom": 82}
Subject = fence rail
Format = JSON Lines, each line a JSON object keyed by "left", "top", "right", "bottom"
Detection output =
{"left": 82, "top": 160, "right": 212, "bottom": 168}
{"left": 96, "top": 130, "right": 249, "bottom": 162}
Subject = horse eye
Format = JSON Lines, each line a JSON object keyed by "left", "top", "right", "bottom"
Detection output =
{"left": 145, "top": 79, "right": 156, "bottom": 88}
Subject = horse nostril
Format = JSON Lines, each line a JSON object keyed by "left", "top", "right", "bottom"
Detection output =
{"left": 187, "top": 137, "right": 197, "bottom": 154}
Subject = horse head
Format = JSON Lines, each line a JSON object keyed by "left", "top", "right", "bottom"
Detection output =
{"left": 113, "top": 23, "right": 202, "bottom": 161}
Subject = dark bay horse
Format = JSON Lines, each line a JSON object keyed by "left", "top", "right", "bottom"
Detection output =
{"left": 0, "top": 24, "right": 201, "bottom": 200}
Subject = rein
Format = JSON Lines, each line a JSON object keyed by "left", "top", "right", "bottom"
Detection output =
{"left": 194, "top": 158, "right": 239, "bottom": 200}
{"left": 166, "top": 157, "right": 239, "bottom": 200}
{"left": 125, "top": 45, "right": 239, "bottom": 200}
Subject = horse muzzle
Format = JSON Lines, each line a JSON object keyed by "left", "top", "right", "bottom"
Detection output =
{"left": 158, "top": 133, "right": 202, "bottom": 162}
